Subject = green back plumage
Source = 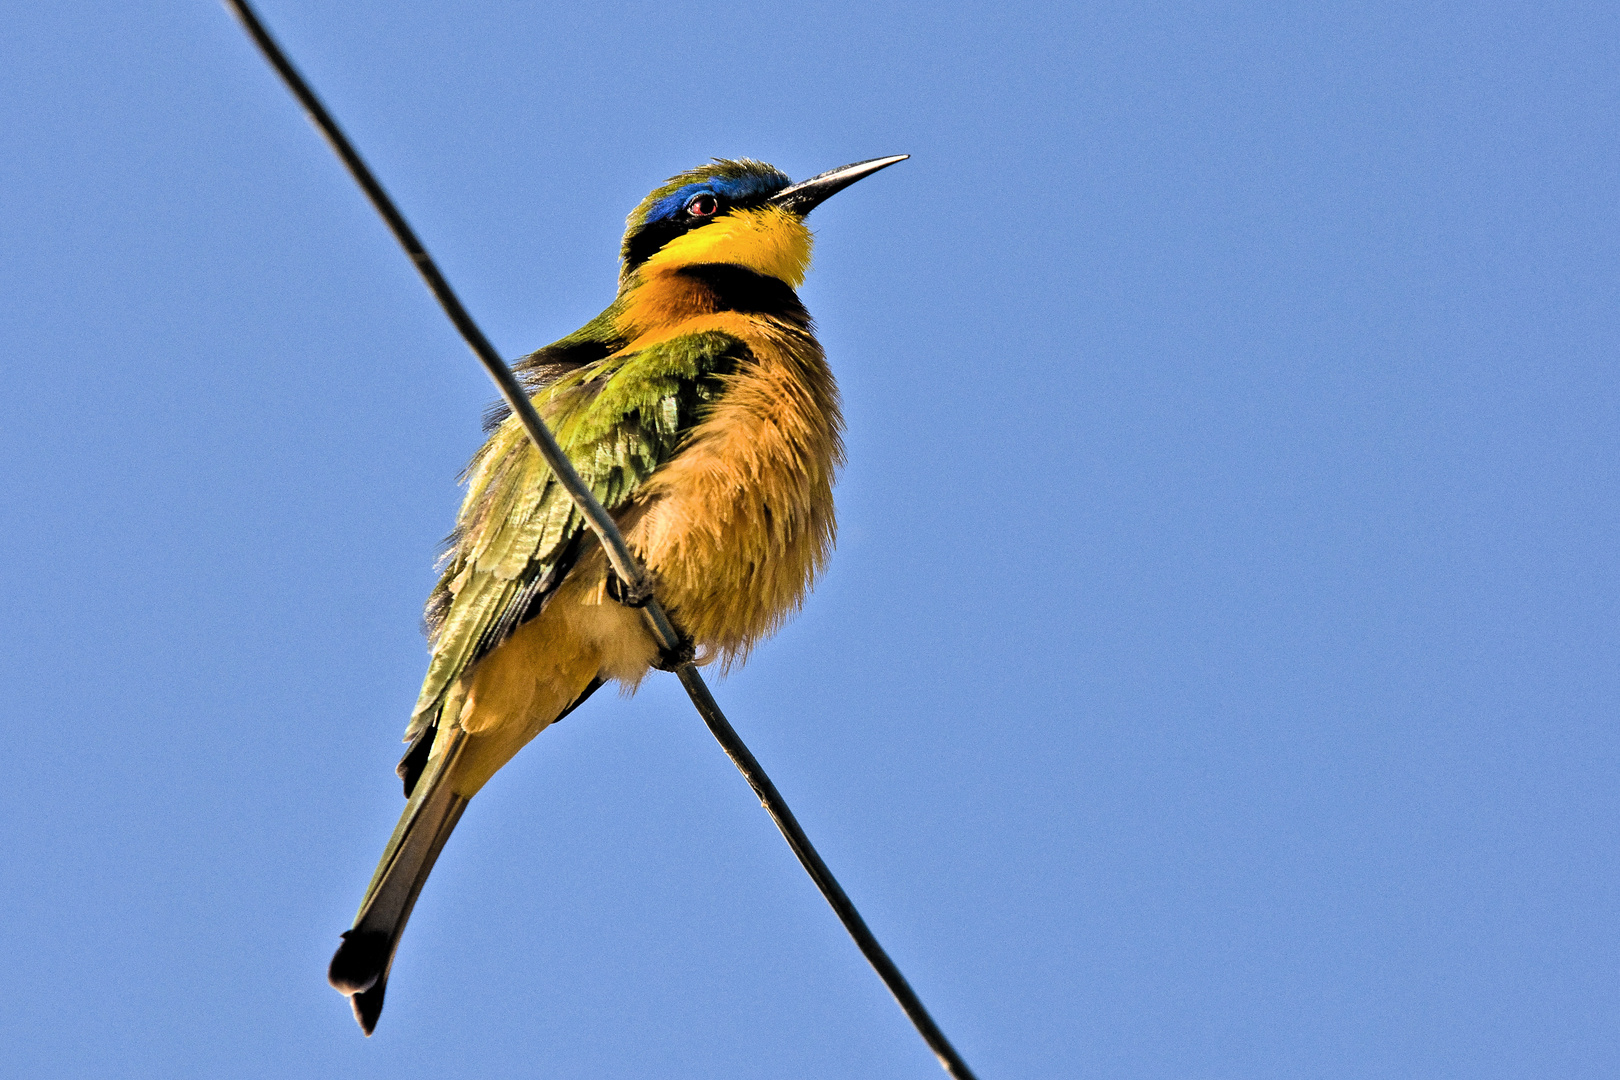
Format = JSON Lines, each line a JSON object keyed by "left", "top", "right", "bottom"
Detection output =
{"left": 407, "top": 329, "right": 746, "bottom": 737}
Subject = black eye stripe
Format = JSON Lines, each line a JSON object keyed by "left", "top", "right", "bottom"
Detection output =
{"left": 625, "top": 197, "right": 725, "bottom": 270}
{"left": 623, "top": 184, "right": 787, "bottom": 273}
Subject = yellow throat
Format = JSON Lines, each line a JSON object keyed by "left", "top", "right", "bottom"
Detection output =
{"left": 638, "top": 205, "right": 813, "bottom": 288}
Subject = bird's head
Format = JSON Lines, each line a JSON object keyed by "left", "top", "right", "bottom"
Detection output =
{"left": 617, "top": 156, "right": 907, "bottom": 293}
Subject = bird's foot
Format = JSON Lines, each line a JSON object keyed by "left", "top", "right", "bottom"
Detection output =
{"left": 601, "top": 563, "right": 690, "bottom": 669}
{"left": 604, "top": 564, "right": 654, "bottom": 608}
{"left": 653, "top": 637, "right": 696, "bottom": 672}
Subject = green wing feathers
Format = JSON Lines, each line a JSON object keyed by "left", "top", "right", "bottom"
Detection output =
{"left": 408, "top": 330, "right": 746, "bottom": 738}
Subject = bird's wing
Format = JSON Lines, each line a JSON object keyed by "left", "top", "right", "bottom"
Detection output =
{"left": 406, "top": 329, "right": 748, "bottom": 739}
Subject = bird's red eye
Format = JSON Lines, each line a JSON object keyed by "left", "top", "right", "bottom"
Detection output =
{"left": 687, "top": 193, "right": 719, "bottom": 217}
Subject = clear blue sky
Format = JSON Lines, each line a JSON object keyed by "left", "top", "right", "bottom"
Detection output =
{"left": 3, "top": 2, "right": 1615, "bottom": 1077}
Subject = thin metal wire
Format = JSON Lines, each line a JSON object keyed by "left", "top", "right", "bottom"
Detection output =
{"left": 222, "top": 0, "right": 649, "bottom": 605}
{"left": 222, "top": 4, "right": 979, "bottom": 1077}
{"left": 674, "top": 668, "right": 980, "bottom": 1080}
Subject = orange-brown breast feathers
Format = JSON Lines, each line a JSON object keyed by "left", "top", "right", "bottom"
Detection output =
{"left": 628, "top": 312, "right": 843, "bottom": 666}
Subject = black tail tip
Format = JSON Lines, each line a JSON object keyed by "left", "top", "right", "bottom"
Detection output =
{"left": 352, "top": 979, "right": 386, "bottom": 1036}
{"left": 330, "top": 929, "right": 391, "bottom": 1034}
{"left": 328, "top": 929, "right": 389, "bottom": 995}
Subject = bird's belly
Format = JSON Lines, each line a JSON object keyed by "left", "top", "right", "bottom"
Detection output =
{"left": 449, "top": 552, "right": 658, "bottom": 794}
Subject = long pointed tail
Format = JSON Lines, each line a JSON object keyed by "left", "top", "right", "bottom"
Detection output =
{"left": 328, "top": 726, "right": 468, "bottom": 1035}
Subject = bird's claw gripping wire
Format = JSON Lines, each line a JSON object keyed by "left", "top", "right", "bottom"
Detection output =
{"left": 652, "top": 637, "right": 697, "bottom": 672}
{"left": 604, "top": 563, "right": 655, "bottom": 608}
{"left": 603, "top": 564, "right": 692, "bottom": 668}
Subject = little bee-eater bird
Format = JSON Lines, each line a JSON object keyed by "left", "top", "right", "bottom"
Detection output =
{"left": 327, "top": 155, "right": 907, "bottom": 1033}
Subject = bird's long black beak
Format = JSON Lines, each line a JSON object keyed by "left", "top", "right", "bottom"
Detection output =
{"left": 769, "top": 154, "right": 909, "bottom": 217}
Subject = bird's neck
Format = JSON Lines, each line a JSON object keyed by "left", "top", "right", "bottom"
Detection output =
{"left": 614, "top": 264, "right": 806, "bottom": 345}
{"left": 616, "top": 265, "right": 723, "bottom": 334}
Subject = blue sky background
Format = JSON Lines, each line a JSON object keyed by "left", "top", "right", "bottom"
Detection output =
{"left": 3, "top": 2, "right": 1616, "bottom": 1077}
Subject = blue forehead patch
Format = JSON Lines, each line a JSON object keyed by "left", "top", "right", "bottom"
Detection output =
{"left": 643, "top": 172, "right": 790, "bottom": 224}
